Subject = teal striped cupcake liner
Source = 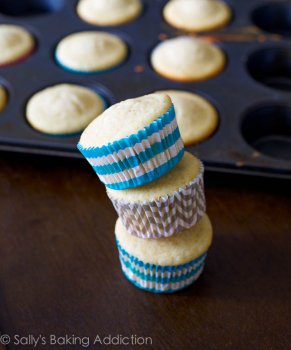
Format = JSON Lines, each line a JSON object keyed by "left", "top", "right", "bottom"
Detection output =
{"left": 116, "top": 240, "right": 207, "bottom": 293}
{"left": 78, "top": 104, "right": 184, "bottom": 190}
{"left": 55, "top": 52, "right": 127, "bottom": 75}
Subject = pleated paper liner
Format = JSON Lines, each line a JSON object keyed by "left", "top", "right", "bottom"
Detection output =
{"left": 78, "top": 104, "right": 184, "bottom": 190}
{"left": 117, "top": 240, "right": 207, "bottom": 293}
{"left": 108, "top": 161, "right": 205, "bottom": 238}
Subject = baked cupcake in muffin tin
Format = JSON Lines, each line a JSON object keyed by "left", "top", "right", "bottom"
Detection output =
{"left": 0, "top": 86, "right": 7, "bottom": 112}
{"left": 77, "top": 0, "right": 142, "bottom": 26}
{"left": 151, "top": 36, "right": 225, "bottom": 82}
{"left": 163, "top": 0, "right": 232, "bottom": 32}
{"left": 55, "top": 31, "right": 128, "bottom": 73}
{"left": 155, "top": 90, "right": 219, "bottom": 145}
{"left": 26, "top": 84, "right": 106, "bottom": 135}
{"left": 0, "top": 25, "right": 35, "bottom": 67}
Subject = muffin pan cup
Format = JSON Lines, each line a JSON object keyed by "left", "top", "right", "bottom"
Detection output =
{"left": 0, "top": 0, "right": 290, "bottom": 178}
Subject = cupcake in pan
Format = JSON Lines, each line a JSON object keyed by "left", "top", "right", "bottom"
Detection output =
{"left": 107, "top": 151, "right": 205, "bottom": 238}
{"left": 155, "top": 90, "right": 219, "bottom": 145}
{"left": 0, "top": 25, "right": 35, "bottom": 67}
{"left": 163, "top": 0, "right": 231, "bottom": 32}
{"left": 26, "top": 84, "right": 105, "bottom": 135}
{"left": 55, "top": 31, "right": 127, "bottom": 73}
{"left": 115, "top": 214, "right": 213, "bottom": 293}
{"left": 0, "top": 86, "right": 7, "bottom": 112}
{"left": 77, "top": 0, "right": 142, "bottom": 26}
{"left": 151, "top": 36, "right": 225, "bottom": 82}
{"left": 78, "top": 93, "right": 184, "bottom": 190}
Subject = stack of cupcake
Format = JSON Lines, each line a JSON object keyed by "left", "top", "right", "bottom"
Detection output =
{"left": 78, "top": 93, "right": 213, "bottom": 293}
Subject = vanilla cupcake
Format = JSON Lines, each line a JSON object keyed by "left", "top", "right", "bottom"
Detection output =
{"left": 164, "top": 0, "right": 231, "bottom": 32}
{"left": 155, "top": 90, "right": 219, "bottom": 145}
{"left": 78, "top": 93, "right": 184, "bottom": 190}
{"left": 107, "top": 152, "right": 205, "bottom": 238}
{"left": 0, "top": 86, "right": 7, "bottom": 112}
{"left": 56, "top": 31, "right": 127, "bottom": 73}
{"left": 77, "top": 0, "right": 142, "bottom": 26}
{"left": 0, "top": 25, "right": 35, "bottom": 66}
{"left": 26, "top": 84, "right": 105, "bottom": 135}
{"left": 151, "top": 36, "right": 225, "bottom": 82}
{"left": 115, "top": 214, "right": 213, "bottom": 293}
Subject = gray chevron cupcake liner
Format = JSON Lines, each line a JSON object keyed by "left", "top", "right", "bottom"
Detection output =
{"left": 108, "top": 162, "right": 205, "bottom": 239}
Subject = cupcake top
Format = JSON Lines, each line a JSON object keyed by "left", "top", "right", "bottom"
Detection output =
{"left": 26, "top": 84, "right": 105, "bottom": 135}
{"left": 151, "top": 36, "right": 225, "bottom": 82}
{"left": 163, "top": 0, "right": 231, "bottom": 32}
{"left": 56, "top": 31, "right": 127, "bottom": 72}
{"left": 79, "top": 93, "right": 172, "bottom": 148}
{"left": 107, "top": 151, "right": 200, "bottom": 202}
{"left": 116, "top": 214, "right": 213, "bottom": 265}
{"left": 155, "top": 90, "right": 218, "bottom": 145}
{"left": 77, "top": 0, "right": 142, "bottom": 26}
{"left": 0, "top": 86, "right": 7, "bottom": 112}
{"left": 0, "top": 25, "right": 34, "bottom": 66}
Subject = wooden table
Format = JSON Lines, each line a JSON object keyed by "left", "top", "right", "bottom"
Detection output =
{"left": 0, "top": 152, "right": 290, "bottom": 350}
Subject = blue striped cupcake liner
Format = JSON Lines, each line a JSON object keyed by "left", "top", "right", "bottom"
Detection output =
{"left": 55, "top": 53, "right": 127, "bottom": 75}
{"left": 116, "top": 240, "right": 207, "bottom": 293}
{"left": 78, "top": 104, "right": 184, "bottom": 190}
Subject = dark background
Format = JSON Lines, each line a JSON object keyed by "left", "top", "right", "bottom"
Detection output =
{"left": 0, "top": 153, "right": 290, "bottom": 349}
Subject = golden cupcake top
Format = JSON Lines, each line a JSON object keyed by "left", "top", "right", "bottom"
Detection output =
{"left": 0, "top": 24, "right": 34, "bottom": 66}
{"left": 155, "top": 90, "right": 219, "bottom": 145}
{"left": 77, "top": 0, "right": 142, "bottom": 26}
{"left": 151, "top": 36, "right": 225, "bottom": 82}
{"left": 80, "top": 93, "right": 172, "bottom": 148}
{"left": 26, "top": 84, "right": 105, "bottom": 135}
{"left": 115, "top": 214, "right": 213, "bottom": 265}
{"left": 164, "top": 0, "right": 231, "bottom": 32}
{"left": 56, "top": 31, "right": 127, "bottom": 72}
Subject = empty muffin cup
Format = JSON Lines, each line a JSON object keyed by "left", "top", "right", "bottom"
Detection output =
{"left": 241, "top": 103, "right": 291, "bottom": 161}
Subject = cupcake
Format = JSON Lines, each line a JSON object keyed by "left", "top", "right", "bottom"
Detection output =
{"left": 78, "top": 93, "right": 184, "bottom": 190}
{"left": 56, "top": 31, "right": 127, "bottom": 73}
{"left": 155, "top": 90, "right": 219, "bottom": 145}
{"left": 0, "top": 25, "right": 35, "bottom": 66}
{"left": 77, "top": 0, "right": 142, "bottom": 26}
{"left": 115, "top": 214, "right": 213, "bottom": 293}
{"left": 26, "top": 84, "right": 105, "bottom": 135}
{"left": 107, "top": 152, "right": 205, "bottom": 238}
{"left": 163, "top": 0, "right": 232, "bottom": 32}
{"left": 151, "top": 36, "right": 225, "bottom": 82}
{"left": 0, "top": 86, "right": 7, "bottom": 112}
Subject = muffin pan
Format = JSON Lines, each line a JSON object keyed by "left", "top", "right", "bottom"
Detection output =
{"left": 0, "top": 0, "right": 290, "bottom": 178}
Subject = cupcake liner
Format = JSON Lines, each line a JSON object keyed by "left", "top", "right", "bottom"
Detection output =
{"left": 77, "top": 104, "right": 185, "bottom": 190}
{"left": 108, "top": 162, "right": 205, "bottom": 238}
{"left": 55, "top": 52, "right": 127, "bottom": 75}
{"left": 0, "top": 45, "right": 36, "bottom": 68}
{"left": 116, "top": 240, "right": 207, "bottom": 293}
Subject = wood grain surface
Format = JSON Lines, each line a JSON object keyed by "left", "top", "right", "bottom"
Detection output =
{"left": 0, "top": 152, "right": 290, "bottom": 350}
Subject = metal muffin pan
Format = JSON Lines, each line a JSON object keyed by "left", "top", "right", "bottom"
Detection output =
{"left": 0, "top": 0, "right": 290, "bottom": 178}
